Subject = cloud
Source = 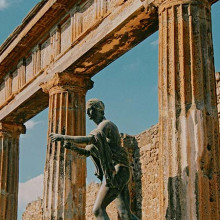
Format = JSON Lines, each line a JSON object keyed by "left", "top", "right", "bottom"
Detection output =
{"left": 0, "top": 0, "right": 23, "bottom": 10}
{"left": 18, "top": 174, "right": 44, "bottom": 211}
{"left": 150, "top": 39, "right": 159, "bottom": 47}
{"left": 0, "top": 0, "right": 9, "bottom": 9}
{"left": 122, "top": 58, "right": 141, "bottom": 72}
{"left": 25, "top": 120, "right": 42, "bottom": 129}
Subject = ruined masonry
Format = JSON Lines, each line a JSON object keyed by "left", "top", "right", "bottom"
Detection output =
{"left": 0, "top": 0, "right": 219, "bottom": 220}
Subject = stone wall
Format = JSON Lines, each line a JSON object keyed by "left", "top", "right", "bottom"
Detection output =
{"left": 121, "top": 124, "right": 160, "bottom": 219}
{"left": 135, "top": 125, "right": 160, "bottom": 219}
{"left": 22, "top": 199, "right": 43, "bottom": 220}
{"left": 23, "top": 125, "right": 160, "bottom": 220}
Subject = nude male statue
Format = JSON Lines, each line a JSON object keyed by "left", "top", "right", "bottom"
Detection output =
{"left": 49, "top": 99, "right": 139, "bottom": 220}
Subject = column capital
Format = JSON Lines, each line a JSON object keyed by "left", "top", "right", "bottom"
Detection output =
{"left": 0, "top": 122, "right": 26, "bottom": 137}
{"left": 40, "top": 72, "right": 94, "bottom": 95}
{"left": 157, "top": 0, "right": 210, "bottom": 13}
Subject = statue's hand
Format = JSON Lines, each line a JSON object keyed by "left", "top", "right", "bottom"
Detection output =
{"left": 63, "top": 142, "right": 90, "bottom": 157}
{"left": 49, "top": 133, "right": 64, "bottom": 142}
{"left": 63, "top": 141, "right": 72, "bottom": 149}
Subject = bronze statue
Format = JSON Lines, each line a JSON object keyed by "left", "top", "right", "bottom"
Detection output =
{"left": 49, "top": 99, "right": 139, "bottom": 220}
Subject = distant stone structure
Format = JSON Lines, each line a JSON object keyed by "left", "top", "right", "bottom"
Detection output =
{"left": 0, "top": 0, "right": 219, "bottom": 219}
{"left": 22, "top": 199, "right": 43, "bottom": 220}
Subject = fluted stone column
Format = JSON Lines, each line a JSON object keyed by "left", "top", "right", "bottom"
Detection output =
{"left": 41, "top": 72, "right": 93, "bottom": 220}
{"left": 215, "top": 72, "right": 220, "bottom": 130}
{"left": 0, "top": 122, "right": 25, "bottom": 220}
{"left": 158, "top": 0, "right": 220, "bottom": 219}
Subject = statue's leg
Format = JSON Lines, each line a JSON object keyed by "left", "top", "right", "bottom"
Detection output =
{"left": 115, "top": 185, "right": 139, "bottom": 220}
{"left": 93, "top": 165, "right": 131, "bottom": 220}
{"left": 93, "top": 181, "right": 119, "bottom": 220}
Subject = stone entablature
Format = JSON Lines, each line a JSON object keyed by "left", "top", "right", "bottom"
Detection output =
{"left": 0, "top": 0, "right": 158, "bottom": 124}
{"left": 0, "top": 0, "right": 112, "bottom": 106}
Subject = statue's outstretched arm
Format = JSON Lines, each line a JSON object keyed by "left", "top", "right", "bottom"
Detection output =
{"left": 49, "top": 133, "right": 93, "bottom": 144}
{"left": 64, "top": 142, "right": 90, "bottom": 157}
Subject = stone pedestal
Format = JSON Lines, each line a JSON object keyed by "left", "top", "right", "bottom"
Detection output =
{"left": 0, "top": 122, "right": 25, "bottom": 220}
{"left": 158, "top": 0, "right": 219, "bottom": 219}
{"left": 41, "top": 72, "right": 93, "bottom": 220}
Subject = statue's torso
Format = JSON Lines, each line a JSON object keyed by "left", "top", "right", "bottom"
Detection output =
{"left": 95, "top": 120, "right": 129, "bottom": 166}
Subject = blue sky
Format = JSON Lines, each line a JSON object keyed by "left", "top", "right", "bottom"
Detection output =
{"left": 0, "top": 0, "right": 219, "bottom": 219}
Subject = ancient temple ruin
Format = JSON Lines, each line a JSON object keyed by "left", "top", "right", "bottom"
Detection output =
{"left": 0, "top": 0, "right": 219, "bottom": 219}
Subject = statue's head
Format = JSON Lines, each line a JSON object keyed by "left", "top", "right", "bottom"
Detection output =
{"left": 86, "top": 99, "right": 105, "bottom": 124}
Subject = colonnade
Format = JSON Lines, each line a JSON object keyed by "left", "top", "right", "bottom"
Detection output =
{"left": 0, "top": 0, "right": 219, "bottom": 219}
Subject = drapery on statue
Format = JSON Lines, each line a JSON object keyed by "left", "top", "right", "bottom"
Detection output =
{"left": 49, "top": 99, "right": 139, "bottom": 220}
